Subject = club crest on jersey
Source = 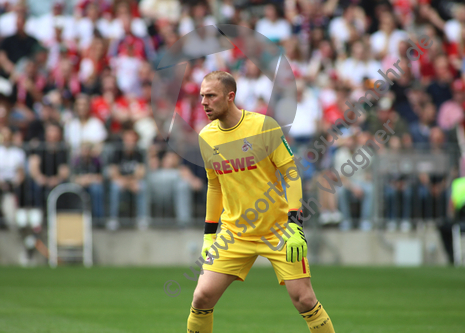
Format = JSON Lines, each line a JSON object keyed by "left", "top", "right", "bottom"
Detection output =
{"left": 213, "top": 146, "right": 220, "bottom": 155}
{"left": 242, "top": 138, "right": 253, "bottom": 152}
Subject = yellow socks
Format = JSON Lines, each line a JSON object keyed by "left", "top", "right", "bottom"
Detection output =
{"left": 187, "top": 305, "right": 214, "bottom": 333}
{"left": 187, "top": 302, "right": 334, "bottom": 332}
{"left": 300, "top": 301, "right": 335, "bottom": 332}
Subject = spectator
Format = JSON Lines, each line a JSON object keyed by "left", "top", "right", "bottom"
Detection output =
{"left": 175, "top": 80, "right": 208, "bottom": 133}
{"left": 75, "top": 2, "right": 111, "bottom": 50}
{"left": 382, "top": 135, "right": 413, "bottom": 230}
{"left": 108, "top": 0, "right": 147, "bottom": 40}
{"left": 148, "top": 149, "right": 203, "bottom": 226}
{"left": 28, "top": 122, "right": 69, "bottom": 208}
{"left": 409, "top": 102, "right": 437, "bottom": 146}
{"left": 390, "top": 56, "right": 418, "bottom": 124}
{"left": 428, "top": 3, "right": 465, "bottom": 44}
{"left": 50, "top": 57, "right": 81, "bottom": 103}
{"left": 131, "top": 80, "right": 157, "bottom": 149}
{"left": 46, "top": 25, "right": 79, "bottom": 79}
{"left": 25, "top": 97, "right": 61, "bottom": 145}
{"left": 29, "top": 1, "right": 75, "bottom": 47}
{"left": 316, "top": 168, "right": 343, "bottom": 225}
{"left": 0, "top": 2, "right": 31, "bottom": 38}
{"left": 426, "top": 55, "right": 453, "bottom": 109}
{"left": 107, "top": 128, "right": 147, "bottom": 230}
{"left": 91, "top": 74, "right": 129, "bottom": 138}
{"left": 110, "top": 42, "right": 143, "bottom": 96}
{"left": 0, "top": 126, "right": 25, "bottom": 228}
{"left": 255, "top": 4, "right": 291, "bottom": 43}
{"left": 79, "top": 37, "right": 108, "bottom": 94}
{"left": 139, "top": 0, "right": 181, "bottom": 24}
{"left": 0, "top": 0, "right": 463, "bottom": 232}
{"left": 366, "top": 96, "right": 410, "bottom": 143}
{"left": 335, "top": 133, "right": 374, "bottom": 231}
{"left": 338, "top": 40, "right": 381, "bottom": 89}
{"left": 64, "top": 94, "right": 107, "bottom": 153}
{"left": 437, "top": 78, "right": 465, "bottom": 131}
{"left": 370, "top": 11, "right": 408, "bottom": 60}
{"left": 108, "top": 13, "right": 154, "bottom": 61}
{"left": 418, "top": 127, "right": 449, "bottom": 220}
{"left": 283, "top": 37, "right": 308, "bottom": 79}
{"left": 11, "top": 58, "right": 46, "bottom": 110}
{"left": 71, "top": 142, "right": 104, "bottom": 220}
{"left": 328, "top": 4, "right": 365, "bottom": 53}
{"left": 178, "top": 2, "right": 215, "bottom": 36}
{"left": 0, "top": 11, "right": 38, "bottom": 69}
{"left": 306, "top": 39, "right": 338, "bottom": 86}
{"left": 276, "top": 80, "right": 321, "bottom": 148}
{"left": 235, "top": 59, "right": 272, "bottom": 111}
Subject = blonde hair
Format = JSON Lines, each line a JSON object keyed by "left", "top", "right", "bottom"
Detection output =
{"left": 203, "top": 71, "right": 237, "bottom": 96}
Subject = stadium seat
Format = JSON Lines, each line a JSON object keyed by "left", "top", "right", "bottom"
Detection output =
{"left": 47, "top": 184, "right": 92, "bottom": 267}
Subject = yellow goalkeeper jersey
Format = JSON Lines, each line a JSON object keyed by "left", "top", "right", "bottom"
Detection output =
{"left": 199, "top": 109, "right": 295, "bottom": 240}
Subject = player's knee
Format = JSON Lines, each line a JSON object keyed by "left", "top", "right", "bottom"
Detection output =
{"left": 192, "top": 288, "right": 216, "bottom": 309}
{"left": 295, "top": 294, "right": 318, "bottom": 312}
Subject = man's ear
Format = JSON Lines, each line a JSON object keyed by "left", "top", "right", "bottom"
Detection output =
{"left": 228, "top": 91, "right": 235, "bottom": 102}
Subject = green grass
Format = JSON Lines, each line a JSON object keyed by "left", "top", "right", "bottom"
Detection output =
{"left": 0, "top": 266, "right": 464, "bottom": 332}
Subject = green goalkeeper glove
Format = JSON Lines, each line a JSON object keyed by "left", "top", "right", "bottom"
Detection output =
{"left": 282, "top": 211, "right": 307, "bottom": 263}
{"left": 201, "top": 234, "right": 216, "bottom": 260}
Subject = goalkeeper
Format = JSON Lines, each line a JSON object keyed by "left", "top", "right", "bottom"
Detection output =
{"left": 188, "top": 71, "right": 335, "bottom": 333}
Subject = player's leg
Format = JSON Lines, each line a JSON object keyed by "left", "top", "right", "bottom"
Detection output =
{"left": 188, "top": 233, "right": 257, "bottom": 332}
{"left": 187, "top": 269, "right": 236, "bottom": 333}
{"left": 262, "top": 237, "right": 335, "bottom": 332}
{"left": 192, "top": 269, "right": 236, "bottom": 308}
{"left": 285, "top": 277, "right": 335, "bottom": 332}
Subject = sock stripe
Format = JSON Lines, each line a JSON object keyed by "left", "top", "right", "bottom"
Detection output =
{"left": 191, "top": 306, "right": 214, "bottom": 315}
{"left": 300, "top": 301, "right": 321, "bottom": 319}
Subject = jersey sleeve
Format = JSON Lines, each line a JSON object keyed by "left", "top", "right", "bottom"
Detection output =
{"left": 277, "top": 160, "right": 302, "bottom": 211}
{"left": 199, "top": 132, "right": 223, "bottom": 227}
{"left": 263, "top": 116, "right": 294, "bottom": 168}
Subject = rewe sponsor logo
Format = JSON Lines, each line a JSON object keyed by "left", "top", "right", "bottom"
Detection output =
{"left": 212, "top": 156, "right": 257, "bottom": 175}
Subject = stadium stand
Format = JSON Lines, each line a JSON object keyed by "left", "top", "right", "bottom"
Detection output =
{"left": 0, "top": 0, "right": 464, "bottom": 266}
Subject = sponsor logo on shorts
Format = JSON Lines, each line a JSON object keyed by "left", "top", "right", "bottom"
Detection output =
{"left": 205, "top": 254, "right": 215, "bottom": 264}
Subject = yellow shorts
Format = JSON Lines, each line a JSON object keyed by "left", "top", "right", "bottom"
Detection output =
{"left": 203, "top": 232, "right": 311, "bottom": 285}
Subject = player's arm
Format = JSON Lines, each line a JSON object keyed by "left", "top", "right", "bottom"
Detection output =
{"left": 202, "top": 169, "right": 223, "bottom": 260}
{"left": 265, "top": 117, "right": 304, "bottom": 221}
{"left": 277, "top": 160, "right": 302, "bottom": 215}
{"left": 277, "top": 160, "right": 308, "bottom": 263}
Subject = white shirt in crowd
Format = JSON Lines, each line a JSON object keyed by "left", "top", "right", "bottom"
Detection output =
{"left": 328, "top": 16, "right": 365, "bottom": 51}
{"left": 108, "top": 17, "right": 148, "bottom": 40}
{"left": 30, "top": 14, "right": 76, "bottom": 45}
{"left": 178, "top": 15, "right": 216, "bottom": 36}
{"left": 444, "top": 19, "right": 462, "bottom": 43}
{"left": 370, "top": 29, "right": 408, "bottom": 59}
{"left": 334, "top": 146, "right": 371, "bottom": 183}
{"left": 0, "top": 10, "right": 36, "bottom": 37}
{"left": 339, "top": 58, "right": 382, "bottom": 86}
{"left": 64, "top": 117, "right": 108, "bottom": 151}
{"left": 235, "top": 74, "right": 273, "bottom": 111}
{"left": 110, "top": 55, "right": 142, "bottom": 96}
{"left": 0, "top": 145, "right": 25, "bottom": 181}
{"left": 289, "top": 88, "right": 321, "bottom": 138}
{"left": 255, "top": 17, "right": 291, "bottom": 42}
{"left": 75, "top": 17, "right": 113, "bottom": 49}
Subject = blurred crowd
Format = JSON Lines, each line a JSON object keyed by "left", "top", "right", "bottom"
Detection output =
{"left": 0, "top": 0, "right": 464, "bottom": 236}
